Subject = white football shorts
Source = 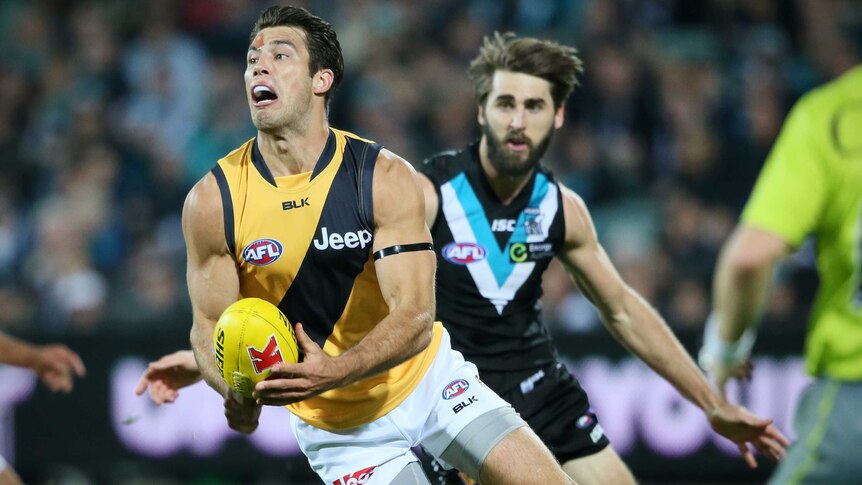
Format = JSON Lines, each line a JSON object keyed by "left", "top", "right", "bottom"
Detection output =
{"left": 290, "top": 327, "right": 525, "bottom": 484}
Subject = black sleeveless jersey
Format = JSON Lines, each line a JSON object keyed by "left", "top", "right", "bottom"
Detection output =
{"left": 420, "top": 142, "right": 566, "bottom": 371}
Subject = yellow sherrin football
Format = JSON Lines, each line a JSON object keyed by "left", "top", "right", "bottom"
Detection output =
{"left": 213, "top": 298, "right": 298, "bottom": 397}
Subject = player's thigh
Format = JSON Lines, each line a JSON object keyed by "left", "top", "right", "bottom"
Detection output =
{"left": 291, "top": 413, "right": 426, "bottom": 485}
{"left": 562, "top": 446, "right": 636, "bottom": 485}
{"left": 480, "top": 426, "right": 573, "bottom": 485}
{"left": 497, "top": 362, "right": 610, "bottom": 463}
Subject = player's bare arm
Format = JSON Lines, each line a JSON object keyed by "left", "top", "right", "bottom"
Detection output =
{"left": 135, "top": 350, "right": 201, "bottom": 405}
{"left": 418, "top": 172, "right": 439, "bottom": 228}
{"left": 556, "top": 186, "right": 788, "bottom": 466}
{"left": 0, "top": 332, "right": 86, "bottom": 393}
{"left": 184, "top": 175, "right": 260, "bottom": 432}
{"left": 254, "top": 150, "right": 435, "bottom": 406}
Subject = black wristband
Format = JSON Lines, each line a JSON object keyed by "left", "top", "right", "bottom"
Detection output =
{"left": 373, "top": 242, "right": 434, "bottom": 260}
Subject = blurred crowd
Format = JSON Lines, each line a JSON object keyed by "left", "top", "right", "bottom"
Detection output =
{"left": 0, "top": 0, "right": 859, "bottom": 338}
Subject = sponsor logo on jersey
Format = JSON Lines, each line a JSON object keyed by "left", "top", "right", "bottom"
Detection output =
{"left": 247, "top": 335, "right": 284, "bottom": 374}
{"left": 442, "top": 379, "right": 470, "bottom": 400}
{"left": 312, "top": 227, "right": 372, "bottom": 251}
{"left": 491, "top": 218, "right": 517, "bottom": 232}
{"left": 442, "top": 242, "right": 487, "bottom": 265}
{"left": 508, "top": 242, "right": 554, "bottom": 263}
{"left": 333, "top": 465, "right": 377, "bottom": 485}
{"left": 576, "top": 414, "right": 594, "bottom": 429}
{"left": 452, "top": 396, "right": 478, "bottom": 414}
{"left": 282, "top": 197, "right": 310, "bottom": 211}
{"left": 242, "top": 239, "right": 283, "bottom": 266}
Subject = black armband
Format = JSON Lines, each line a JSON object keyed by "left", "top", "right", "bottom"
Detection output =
{"left": 373, "top": 243, "right": 434, "bottom": 260}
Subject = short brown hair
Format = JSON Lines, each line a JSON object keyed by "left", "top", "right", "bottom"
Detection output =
{"left": 250, "top": 5, "right": 344, "bottom": 107}
{"left": 468, "top": 32, "right": 584, "bottom": 109}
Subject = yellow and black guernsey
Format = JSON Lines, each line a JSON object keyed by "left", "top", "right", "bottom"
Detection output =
{"left": 211, "top": 128, "right": 443, "bottom": 430}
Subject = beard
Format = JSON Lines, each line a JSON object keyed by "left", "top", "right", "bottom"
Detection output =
{"left": 482, "top": 123, "right": 554, "bottom": 177}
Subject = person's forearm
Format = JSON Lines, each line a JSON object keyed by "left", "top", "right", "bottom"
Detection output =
{"left": 190, "top": 322, "right": 230, "bottom": 397}
{"left": 0, "top": 333, "right": 38, "bottom": 369}
{"left": 604, "top": 290, "right": 721, "bottom": 412}
{"left": 334, "top": 306, "right": 434, "bottom": 387}
{"left": 712, "top": 243, "right": 776, "bottom": 343}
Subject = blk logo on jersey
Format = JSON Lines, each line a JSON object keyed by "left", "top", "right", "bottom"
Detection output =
{"left": 242, "top": 239, "right": 283, "bottom": 266}
{"left": 282, "top": 197, "right": 310, "bottom": 211}
{"left": 452, "top": 396, "right": 478, "bottom": 414}
{"left": 442, "top": 242, "right": 487, "bottom": 265}
{"left": 333, "top": 465, "right": 376, "bottom": 485}
{"left": 313, "top": 226, "right": 372, "bottom": 251}
{"left": 247, "top": 335, "right": 283, "bottom": 374}
{"left": 442, "top": 379, "right": 470, "bottom": 400}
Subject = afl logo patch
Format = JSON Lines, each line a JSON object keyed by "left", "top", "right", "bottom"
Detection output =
{"left": 442, "top": 379, "right": 470, "bottom": 400}
{"left": 442, "top": 242, "right": 487, "bottom": 265}
{"left": 576, "top": 414, "right": 594, "bottom": 429}
{"left": 242, "top": 239, "right": 283, "bottom": 266}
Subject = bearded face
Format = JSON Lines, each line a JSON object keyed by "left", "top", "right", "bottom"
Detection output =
{"left": 482, "top": 121, "right": 555, "bottom": 177}
{"left": 479, "top": 71, "right": 561, "bottom": 178}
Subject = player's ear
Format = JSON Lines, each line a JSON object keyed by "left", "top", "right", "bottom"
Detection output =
{"left": 312, "top": 69, "right": 334, "bottom": 96}
{"left": 554, "top": 105, "right": 564, "bottom": 129}
{"left": 477, "top": 104, "right": 486, "bottom": 126}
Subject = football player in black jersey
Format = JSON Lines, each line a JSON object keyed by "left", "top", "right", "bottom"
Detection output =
{"left": 414, "top": 33, "right": 787, "bottom": 484}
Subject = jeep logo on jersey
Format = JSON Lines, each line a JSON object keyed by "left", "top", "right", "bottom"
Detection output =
{"left": 242, "top": 239, "right": 283, "bottom": 266}
{"left": 442, "top": 242, "right": 487, "bottom": 265}
{"left": 442, "top": 379, "right": 470, "bottom": 400}
{"left": 247, "top": 335, "right": 283, "bottom": 374}
{"left": 313, "top": 227, "right": 372, "bottom": 251}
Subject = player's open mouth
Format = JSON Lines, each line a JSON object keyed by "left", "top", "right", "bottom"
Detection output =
{"left": 251, "top": 84, "right": 278, "bottom": 107}
{"left": 505, "top": 138, "right": 530, "bottom": 152}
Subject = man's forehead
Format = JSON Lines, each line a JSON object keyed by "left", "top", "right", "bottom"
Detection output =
{"left": 489, "top": 71, "right": 553, "bottom": 100}
{"left": 249, "top": 26, "right": 307, "bottom": 51}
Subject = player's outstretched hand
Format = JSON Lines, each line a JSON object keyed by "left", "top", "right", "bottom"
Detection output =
{"left": 35, "top": 344, "right": 86, "bottom": 393}
{"left": 253, "top": 323, "right": 345, "bottom": 406}
{"left": 708, "top": 401, "right": 790, "bottom": 468}
{"left": 224, "top": 388, "right": 261, "bottom": 434}
{"left": 135, "top": 350, "right": 202, "bottom": 405}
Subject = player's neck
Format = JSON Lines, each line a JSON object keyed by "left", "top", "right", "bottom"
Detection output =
{"left": 257, "top": 121, "right": 331, "bottom": 176}
{"left": 478, "top": 138, "right": 534, "bottom": 205}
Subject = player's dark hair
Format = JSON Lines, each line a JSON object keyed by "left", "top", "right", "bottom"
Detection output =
{"left": 468, "top": 32, "right": 584, "bottom": 110}
{"left": 250, "top": 5, "right": 344, "bottom": 108}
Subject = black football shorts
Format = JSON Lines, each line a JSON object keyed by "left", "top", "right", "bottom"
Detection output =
{"left": 480, "top": 361, "right": 610, "bottom": 463}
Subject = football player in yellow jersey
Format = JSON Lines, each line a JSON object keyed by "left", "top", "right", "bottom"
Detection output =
{"left": 180, "top": 5, "right": 571, "bottom": 484}
{"left": 0, "top": 331, "right": 86, "bottom": 485}
{"left": 700, "top": 63, "right": 862, "bottom": 483}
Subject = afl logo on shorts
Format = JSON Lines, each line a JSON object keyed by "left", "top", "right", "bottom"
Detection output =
{"left": 242, "top": 239, "right": 283, "bottom": 266}
{"left": 442, "top": 379, "right": 470, "bottom": 400}
{"left": 576, "top": 414, "right": 594, "bottom": 429}
{"left": 442, "top": 242, "right": 486, "bottom": 265}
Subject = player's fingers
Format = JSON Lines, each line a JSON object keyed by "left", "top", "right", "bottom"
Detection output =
{"left": 66, "top": 350, "right": 86, "bottom": 377}
{"left": 767, "top": 425, "right": 791, "bottom": 447}
{"left": 135, "top": 375, "right": 151, "bottom": 395}
{"left": 294, "top": 323, "right": 318, "bottom": 353}
{"left": 738, "top": 443, "right": 757, "bottom": 469}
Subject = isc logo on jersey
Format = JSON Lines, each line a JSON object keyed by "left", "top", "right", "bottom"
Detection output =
{"left": 442, "top": 379, "right": 470, "bottom": 400}
{"left": 242, "top": 239, "right": 283, "bottom": 266}
{"left": 442, "top": 242, "right": 487, "bottom": 265}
